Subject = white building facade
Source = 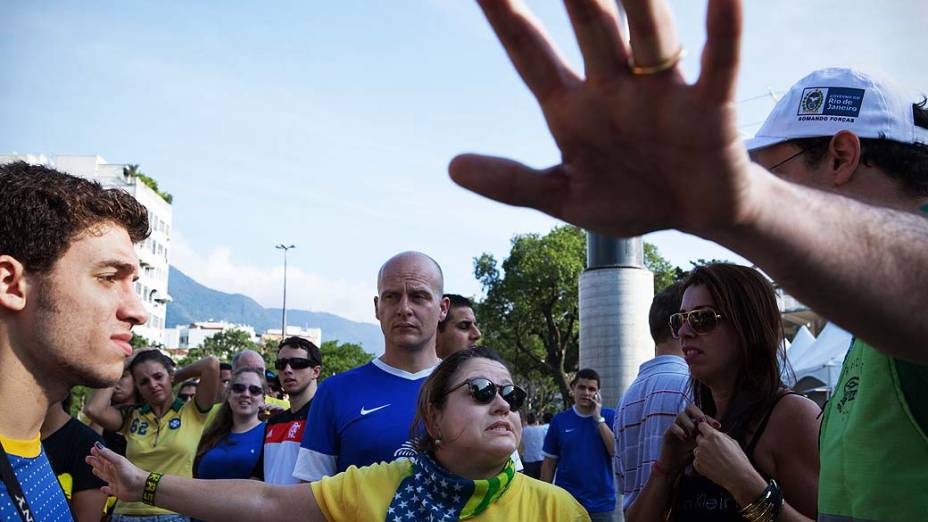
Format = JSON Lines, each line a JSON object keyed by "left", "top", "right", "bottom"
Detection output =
{"left": 0, "top": 154, "right": 173, "bottom": 345}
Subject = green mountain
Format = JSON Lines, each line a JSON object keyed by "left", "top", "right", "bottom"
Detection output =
{"left": 166, "top": 266, "right": 384, "bottom": 355}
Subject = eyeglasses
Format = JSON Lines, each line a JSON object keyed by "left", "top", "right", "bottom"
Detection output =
{"left": 178, "top": 393, "right": 194, "bottom": 401}
{"left": 275, "top": 357, "right": 316, "bottom": 371}
{"left": 230, "top": 383, "right": 264, "bottom": 396}
{"left": 447, "top": 377, "right": 527, "bottom": 412}
{"left": 669, "top": 309, "right": 724, "bottom": 338}
{"left": 751, "top": 144, "right": 816, "bottom": 172}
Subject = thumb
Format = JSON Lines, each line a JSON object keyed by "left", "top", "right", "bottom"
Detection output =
{"left": 449, "top": 154, "right": 567, "bottom": 216}
{"left": 696, "top": 420, "right": 717, "bottom": 436}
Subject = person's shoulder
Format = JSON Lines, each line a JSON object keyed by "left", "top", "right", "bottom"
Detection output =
{"left": 319, "top": 362, "right": 375, "bottom": 388}
{"left": 511, "top": 474, "right": 590, "bottom": 519}
{"left": 769, "top": 393, "right": 820, "bottom": 429}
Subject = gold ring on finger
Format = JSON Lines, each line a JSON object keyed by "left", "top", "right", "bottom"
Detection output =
{"left": 628, "top": 47, "right": 686, "bottom": 75}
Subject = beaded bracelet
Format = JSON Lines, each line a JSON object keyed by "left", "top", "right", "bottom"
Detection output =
{"left": 142, "top": 472, "right": 163, "bottom": 506}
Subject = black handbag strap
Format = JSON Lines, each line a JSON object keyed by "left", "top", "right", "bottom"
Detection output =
{"left": 0, "top": 439, "right": 36, "bottom": 522}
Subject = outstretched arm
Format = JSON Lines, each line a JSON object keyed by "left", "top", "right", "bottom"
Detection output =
{"left": 86, "top": 445, "right": 322, "bottom": 522}
{"left": 83, "top": 387, "right": 124, "bottom": 433}
{"left": 452, "top": 0, "right": 928, "bottom": 363}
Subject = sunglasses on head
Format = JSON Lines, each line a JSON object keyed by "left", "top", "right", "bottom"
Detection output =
{"left": 230, "top": 383, "right": 264, "bottom": 396}
{"left": 447, "top": 377, "right": 527, "bottom": 412}
{"left": 275, "top": 357, "right": 316, "bottom": 371}
{"left": 669, "top": 308, "right": 724, "bottom": 338}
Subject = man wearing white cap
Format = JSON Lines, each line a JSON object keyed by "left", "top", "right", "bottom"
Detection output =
{"left": 451, "top": 1, "right": 928, "bottom": 520}
{"left": 746, "top": 67, "right": 928, "bottom": 522}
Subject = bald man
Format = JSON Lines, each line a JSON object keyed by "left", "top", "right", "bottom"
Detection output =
{"left": 293, "top": 252, "right": 449, "bottom": 481}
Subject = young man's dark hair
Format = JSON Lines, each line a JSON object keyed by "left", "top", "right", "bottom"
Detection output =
{"left": 437, "top": 294, "right": 474, "bottom": 332}
{"left": 649, "top": 282, "right": 684, "bottom": 344}
{"left": 570, "top": 368, "right": 601, "bottom": 387}
{"left": 0, "top": 161, "right": 150, "bottom": 273}
{"left": 219, "top": 362, "right": 233, "bottom": 372}
{"left": 278, "top": 336, "right": 322, "bottom": 366}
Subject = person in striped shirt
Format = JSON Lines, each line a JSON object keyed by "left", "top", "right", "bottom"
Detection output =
{"left": 613, "top": 282, "right": 690, "bottom": 512}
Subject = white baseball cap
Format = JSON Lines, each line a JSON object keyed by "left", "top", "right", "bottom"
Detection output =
{"left": 745, "top": 68, "right": 928, "bottom": 151}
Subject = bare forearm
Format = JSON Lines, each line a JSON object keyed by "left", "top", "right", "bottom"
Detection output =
{"left": 72, "top": 490, "right": 108, "bottom": 522}
{"left": 83, "top": 387, "right": 122, "bottom": 432}
{"left": 711, "top": 170, "right": 928, "bottom": 363}
{"left": 597, "top": 422, "right": 615, "bottom": 457}
{"left": 540, "top": 459, "right": 555, "bottom": 483}
{"left": 148, "top": 475, "right": 318, "bottom": 521}
{"left": 625, "top": 468, "right": 675, "bottom": 521}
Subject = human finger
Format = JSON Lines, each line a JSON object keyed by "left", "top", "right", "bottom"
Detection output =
{"left": 696, "top": 420, "right": 718, "bottom": 437}
{"left": 668, "top": 424, "right": 687, "bottom": 441}
{"left": 621, "top": 0, "right": 681, "bottom": 71}
{"left": 563, "top": 0, "right": 629, "bottom": 79}
{"left": 695, "top": 0, "right": 741, "bottom": 103}
{"left": 477, "top": 0, "right": 581, "bottom": 103}
{"left": 674, "top": 410, "right": 696, "bottom": 437}
{"left": 449, "top": 154, "right": 568, "bottom": 217}
{"left": 684, "top": 403, "right": 707, "bottom": 420}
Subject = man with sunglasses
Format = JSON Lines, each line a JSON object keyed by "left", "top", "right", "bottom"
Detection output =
{"left": 293, "top": 251, "right": 448, "bottom": 482}
{"left": 614, "top": 283, "right": 690, "bottom": 512}
{"left": 542, "top": 368, "right": 618, "bottom": 522}
{"left": 252, "top": 336, "right": 322, "bottom": 485}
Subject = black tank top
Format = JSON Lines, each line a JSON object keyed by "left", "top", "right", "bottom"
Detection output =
{"left": 670, "top": 393, "right": 796, "bottom": 521}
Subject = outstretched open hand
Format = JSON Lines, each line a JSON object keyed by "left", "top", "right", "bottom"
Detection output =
{"left": 450, "top": 0, "right": 755, "bottom": 239}
{"left": 86, "top": 444, "right": 147, "bottom": 502}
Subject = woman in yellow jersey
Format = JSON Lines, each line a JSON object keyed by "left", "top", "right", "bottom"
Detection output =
{"left": 87, "top": 347, "right": 590, "bottom": 521}
{"left": 85, "top": 348, "right": 220, "bottom": 522}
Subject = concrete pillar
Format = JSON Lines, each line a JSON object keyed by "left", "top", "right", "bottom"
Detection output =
{"left": 579, "top": 234, "right": 654, "bottom": 410}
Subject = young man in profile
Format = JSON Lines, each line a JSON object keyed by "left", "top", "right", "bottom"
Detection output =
{"left": 0, "top": 161, "right": 149, "bottom": 520}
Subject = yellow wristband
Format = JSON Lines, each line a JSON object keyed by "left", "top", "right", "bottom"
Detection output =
{"left": 142, "top": 472, "right": 163, "bottom": 506}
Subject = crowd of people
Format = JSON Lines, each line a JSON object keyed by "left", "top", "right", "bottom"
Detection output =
{"left": 2, "top": 0, "right": 927, "bottom": 521}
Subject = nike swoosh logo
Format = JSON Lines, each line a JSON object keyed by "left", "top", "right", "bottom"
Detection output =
{"left": 565, "top": 428, "right": 575, "bottom": 433}
{"left": 360, "top": 404, "right": 391, "bottom": 415}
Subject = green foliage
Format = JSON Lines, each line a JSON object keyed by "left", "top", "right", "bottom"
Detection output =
{"left": 644, "top": 242, "right": 686, "bottom": 292}
{"left": 130, "top": 334, "right": 162, "bottom": 350}
{"left": 178, "top": 328, "right": 255, "bottom": 366}
{"left": 124, "top": 164, "right": 173, "bottom": 204}
{"left": 474, "top": 225, "right": 585, "bottom": 407}
{"left": 318, "top": 340, "right": 374, "bottom": 381}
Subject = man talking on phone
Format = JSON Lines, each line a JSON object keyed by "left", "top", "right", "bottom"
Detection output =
{"left": 542, "top": 368, "right": 618, "bottom": 521}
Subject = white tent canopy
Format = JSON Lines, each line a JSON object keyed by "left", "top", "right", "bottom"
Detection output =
{"left": 785, "top": 322, "right": 853, "bottom": 392}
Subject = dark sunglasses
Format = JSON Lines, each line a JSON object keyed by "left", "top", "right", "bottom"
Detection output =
{"left": 669, "top": 309, "right": 724, "bottom": 338}
{"left": 275, "top": 357, "right": 316, "bottom": 371}
{"left": 230, "top": 383, "right": 264, "bottom": 396}
{"left": 447, "top": 377, "right": 527, "bottom": 412}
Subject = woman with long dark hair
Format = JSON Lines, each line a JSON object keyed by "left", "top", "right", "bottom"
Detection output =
{"left": 627, "top": 263, "right": 820, "bottom": 521}
{"left": 194, "top": 367, "right": 265, "bottom": 480}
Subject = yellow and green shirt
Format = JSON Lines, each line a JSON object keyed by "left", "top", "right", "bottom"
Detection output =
{"left": 116, "top": 398, "right": 209, "bottom": 515}
{"left": 311, "top": 459, "right": 590, "bottom": 521}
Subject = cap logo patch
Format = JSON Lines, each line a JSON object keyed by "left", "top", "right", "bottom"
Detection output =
{"left": 797, "top": 87, "right": 865, "bottom": 122}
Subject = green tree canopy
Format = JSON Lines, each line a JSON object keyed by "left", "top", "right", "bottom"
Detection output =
{"left": 318, "top": 340, "right": 374, "bottom": 381}
{"left": 178, "top": 328, "right": 255, "bottom": 366}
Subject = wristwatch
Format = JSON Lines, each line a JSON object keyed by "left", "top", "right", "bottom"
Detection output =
{"left": 596, "top": 417, "right": 606, "bottom": 424}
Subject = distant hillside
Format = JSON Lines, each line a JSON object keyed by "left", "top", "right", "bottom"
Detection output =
{"left": 166, "top": 266, "right": 385, "bottom": 355}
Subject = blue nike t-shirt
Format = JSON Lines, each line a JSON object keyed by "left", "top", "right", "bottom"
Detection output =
{"left": 292, "top": 359, "right": 433, "bottom": 481}
{"left": 195, "top": 422, "right": 265, "bottom": 480}
{"left": 543, "top": 406, "right": 617, "bottom": 513}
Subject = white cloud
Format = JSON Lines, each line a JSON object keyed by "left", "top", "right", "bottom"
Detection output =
{"left": 170, "top": 233, "right": 375, "bottom": 324}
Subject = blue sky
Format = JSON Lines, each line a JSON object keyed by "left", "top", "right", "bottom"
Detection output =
{"left": 3, "top": 1, "right": 926, "bottom": 325}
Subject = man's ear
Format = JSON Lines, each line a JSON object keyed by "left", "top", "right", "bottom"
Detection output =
{"left": 828, "top": 131, "right": 862, "bottom": 187}
{"left": 373, "top": 296, "right": 380, "bottom": 321}
{"left": 438, "top": 296, "right": 450, "bottom": 322}
{"left": 0, "top": 255, "right": 29, "bottom": 312}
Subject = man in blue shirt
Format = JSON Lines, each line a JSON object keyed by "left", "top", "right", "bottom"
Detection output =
{"left": 0, "top": 162, "right": 150, "bottom": 522}
{"left": 543, "top": 368, "right": 617, "bottom": 521}
{"left": 292, "top": 251, "right": 449, "bottom": 481}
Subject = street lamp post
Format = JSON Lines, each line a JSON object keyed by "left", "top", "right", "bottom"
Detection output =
{"left": 275, "top": 244, "right": 295, "bottom": 340}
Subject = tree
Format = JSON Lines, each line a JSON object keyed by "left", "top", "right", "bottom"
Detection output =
{"left": 475, "top": 225, "right": 585, "bottom": 406}
{"left": 178, "top": 328, "right": 255, "bottom": 366}
{"left": 644, "top": 242, "right": 686, "bottom": 292}
{"left": 124, "top": 164, "right": 173, "bottom": 204}
{"left": 318, "top": 340, "right": 374, "bottom": 381}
